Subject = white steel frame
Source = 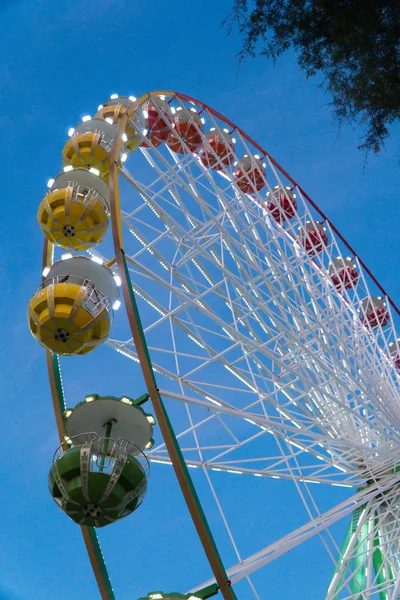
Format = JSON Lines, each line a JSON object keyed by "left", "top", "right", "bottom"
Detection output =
{"left": 86, "top": 94, "right": 400, "bottom": 599}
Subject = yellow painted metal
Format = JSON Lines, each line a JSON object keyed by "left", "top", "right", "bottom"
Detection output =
{"left": 62, "top": 132, "right": 111, "bottom": 181}
{"left": 28, "top": 281, "right": 110, "bottom": 355}
{"left": 104, "top": 257, "right": 117, "bottom": 268}
{"left": 38, "top": 185, "right": 109, "bottom": 250}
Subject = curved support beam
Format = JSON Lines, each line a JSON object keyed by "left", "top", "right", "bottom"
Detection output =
{"left": 42, "top": 239, "right": 115, "bottom": 600}
{"left": 109, "top": 91, "right": 237, "bottom": 600}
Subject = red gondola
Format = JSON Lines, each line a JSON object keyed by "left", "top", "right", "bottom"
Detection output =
{"left": 267, "top": 186, "right": 297, "bottom": 222}
{"left": 167, "top": 107, "right": 203, "bottom": 154}
{"left": 199, "top": 128, "right": 235, "bottom": 170}
{"left": 234, "top": 155, "right": 266, "bottom": 194}
{"left": 141, "top": 96, "right": 172, "bottom": 147}
{"left": 359, "top": 297, "right": 389, "bottom": 329}
{"left": 329, "top": 257, "right": 359, "bottom": 290}
{"left": 298, "top": 221, "right": 328, "bottom": 255}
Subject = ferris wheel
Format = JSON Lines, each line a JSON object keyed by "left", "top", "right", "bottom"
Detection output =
{"left": 28, "top": 90, "right": 400, "bottom": 600}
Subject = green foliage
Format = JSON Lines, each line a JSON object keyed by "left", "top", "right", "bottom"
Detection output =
{"left": 226, "top": 0, "right": 400, "bottom": 153}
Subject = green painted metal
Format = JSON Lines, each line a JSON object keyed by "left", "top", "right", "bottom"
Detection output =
{"left": 325, "top": 507, "right": 368, "bottom": 600}
{"left": 49, "top": 444, "right": 147, "bottom": 526}
{"left": 350, "top": 519, "right": 368, "bottom": 598}
{"left": 121, "top": 252, "right": 237, "bottom": 599}
{"left": 326, "top": 506, "right": 398, "bottom": 600}
{"left": 137, "top": 588, "right": 218, "bottom": 600}
{"left": 135, "top": 393, "right": 150, "bottom": 406}
{"left": 373, "top": 519, "right": 390, "bottom": 600}
{"left": 195, "top": 583, "right": 220, "bottom": 598}
{"left": 49, "top": 352, "right": 116, "bottom": 599}
{"left": 87, "top": 527, "right": 116, "bottom": 599}
{"left": 52, "top": 353, "right": 66, "bottom": 414}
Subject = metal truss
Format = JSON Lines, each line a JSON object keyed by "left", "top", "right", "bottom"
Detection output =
{"left": 88, "top": 93, "right": 400, "bottom": 598}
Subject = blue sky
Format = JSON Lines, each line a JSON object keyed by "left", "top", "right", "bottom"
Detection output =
{"left": 1, "top": 1, "right": 399, "bottom": 599}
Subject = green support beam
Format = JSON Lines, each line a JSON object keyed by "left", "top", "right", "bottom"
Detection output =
{"left": 46, "top": 349, "right": 115, "bottom": 600}
{"left": 117, "top": 250, "right": 237, "bottom": 600}
{"left": 196, "top": 583, "right": 220, "bottom": 598}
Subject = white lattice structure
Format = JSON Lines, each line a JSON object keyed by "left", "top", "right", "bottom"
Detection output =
{"left": 50, "top": 91, "right": 400, "bottom": 599}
